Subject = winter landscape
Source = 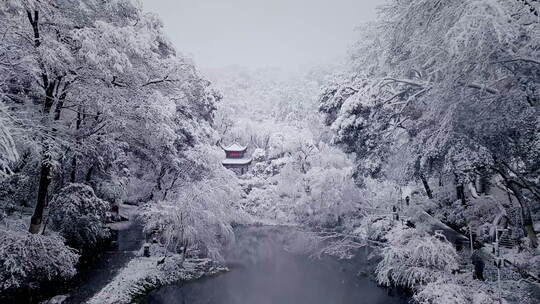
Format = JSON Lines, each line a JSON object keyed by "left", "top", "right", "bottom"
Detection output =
{"left": 1, "top": 1, "right": 540, "bottom": 303}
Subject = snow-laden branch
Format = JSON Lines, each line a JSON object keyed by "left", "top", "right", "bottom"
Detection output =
{"left": 142, "top": 75, "right": 180, "bottom": 87}
{"left": 384, "top": 77, "right": 499, "bottom": 95}
{"left": 383, "top": 77, "right": 425, "bottom": 87}
{"left": 494, "top": 57, "right": 540, "bottom": 66}
{"left": 466, "top": 82, "right": 499, "bottom": 95}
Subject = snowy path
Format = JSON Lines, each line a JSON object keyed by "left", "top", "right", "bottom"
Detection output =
{"left": 64, "top": 205, "right": 144, "bottom": 304}
{"left": 406, "top": 206, "right": 469, "bottom": 244}
{"left": 362, "top": 205, "right": 469, "bottom": 244}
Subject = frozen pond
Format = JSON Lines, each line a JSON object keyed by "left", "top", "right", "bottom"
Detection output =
{"left": 144, "top": 226, "right": 408, "bottom": 304}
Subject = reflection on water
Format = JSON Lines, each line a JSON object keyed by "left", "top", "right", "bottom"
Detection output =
{"left": 145, "top": 226, "right": 408, "bottom": 304}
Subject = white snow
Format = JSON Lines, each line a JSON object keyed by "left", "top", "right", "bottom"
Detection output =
{"left": 222, "top": 143, "right": 247, "bottom": 152}
{"left": 222, "top": 158, "right": 252, "bottom": 165}
{"left": 87, "top": 256, "right": 227, "bottom": 304}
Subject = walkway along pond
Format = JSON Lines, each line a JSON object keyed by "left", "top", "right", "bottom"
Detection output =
{"left": 65, "top": 216, "right": 144, "bottom": 304}
{"left": 143, "top": 226, "right": 409, "bottom": 304}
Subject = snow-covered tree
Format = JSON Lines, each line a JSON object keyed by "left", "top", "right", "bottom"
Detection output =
{"left": 140, "top": 146, "right": 245, "bottom": 261}
{"left": 320, "top": 0, "right": 540, "bottom": 247}
{"left": 376, "top": 227, "right": 459, "bottom": 288}
{"left": 0, "top": 1, "right": 227, "bottom": 295}
{"left": 296, "top": 167, "right": 360, "bottom": 228}
{"left": 0, "top": 0, "right": 221, "bottom": 235}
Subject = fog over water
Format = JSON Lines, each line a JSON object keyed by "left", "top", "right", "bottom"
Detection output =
{"left": 145, "top": 227, "right": 409, "bottom": 304}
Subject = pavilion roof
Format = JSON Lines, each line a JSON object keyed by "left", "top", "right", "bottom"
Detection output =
{"left": 222, "top": 142, "right": 247, "bottom": 152}
{"left": 222, "top": 158, "right": 252, "bottom": 165}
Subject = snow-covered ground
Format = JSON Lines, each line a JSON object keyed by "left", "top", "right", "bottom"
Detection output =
{"left": 87, "top": 256, "right": 227, "bottom": 304}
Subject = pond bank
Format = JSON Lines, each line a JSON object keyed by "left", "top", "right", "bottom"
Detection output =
{"left": 58, "top": 205, "right": 226, "bottom": 304}
{"left": 88, "top": 257, "right": 227, "bottom": 304}
{"left": 53, "top": 223, "right": 410, "bottom": 304}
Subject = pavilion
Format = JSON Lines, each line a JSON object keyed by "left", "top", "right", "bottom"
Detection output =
{"left": 221, "top": 142, "right": 252, "bottom": 174}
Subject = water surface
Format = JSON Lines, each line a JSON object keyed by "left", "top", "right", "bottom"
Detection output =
{"left": 145, "top": 226, "right": 408, "bottom": 304}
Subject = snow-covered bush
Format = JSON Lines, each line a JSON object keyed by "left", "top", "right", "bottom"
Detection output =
{"left": 413, "top": 281, "right": 468, "bottom": 304}
{"left": 414, "top": 278, "right": 499, "bottom": 304}
{"left": 0, "top": 164, "right": 36, "bottom": 215}
{"left": 264, "top": 157, "right": 291, "bottom": 177}
{"left": 95, "top": 175, "right": 128, "bottom": 204}
{"left": 431, "top": 201, "right": 467, "bottom": 229}
{"left": 240, "top": 186, "right": 296, "bottom": 223}
{"left": 427, "top": 193, "right": 505, "bottom": 236}
{"left": 140, "top": 161, "right": 245, "bottom": 260}
{"left": 0, "top": 108, "right": 18, "bottom": 180}
{"left": 0, "top": 226, "right": 78, "bottom": 292}
{"left": 48, "top": 184, "right": 111, "bottom": 249}
{"left": 358, "top": 178, "right": 406, "bottom": 211}
{"left": 470, "top": 292, "right": 499, "bottom": 304}
{"left": 141, "top": 198, "right": 234, "bottom": 261}
{"left": 252, "top": 148, "right": 266, "bottom": 162}
{"left": 376, "top": 227, "right": 459, "bottom": 288}
{"left": 250, "top": 162, "right": 269, "bottom": 177}
{"left": 309, "top": 143, "right": 352, "bottom": 170}
{"left": 267, "top": 132, "right": 286, "bottom": 159}
{"left": 354, "top": 215, "right": 398, "bottom": 242}
{"left": 296, "top": 167, "right": 360, "bottom": 228}
{"left": 275, "top": 163, "right": 303, "bottom": 199}
{"left": 240, "top": 135, "right": 361, "bottom": 227}
{"left": 463, "top": 195, "right": 504, "bottom": 228}
{"left": 238, "top": 175, "right": 266, "bottom": 196}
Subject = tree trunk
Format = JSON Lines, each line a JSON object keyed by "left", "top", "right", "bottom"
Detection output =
{"left": 29, "top": 157, "right": 51, "bottom": 233}
{"left": 420, "top": 174, "right": 433, "bottom": 199}
{"left": 85, "top": 166, "right": 94, "bottom": 182}
{"left": 468, "top": 182, "right": 479, "bottom": 199}
{"left": 162, "top": 172, "right": 180, "bottom": 201}
{"left": 29, "top": 81, "right": 57, "bottom": 233}
{"left": 30, "top": 80, "right": 66, "bottom": 233}
{"left": 26, "top": 10, "right": 41, "bottom": 47}
{"left": 454, "top": 174, "right": 466, "bottom": 205}
{"left": 478, "top": 167, "right": 490, "bottom": 194}
{"left": 70, "top": 111, "right": 82, "bottom": 183}
{"left": 506, "top": 179, "right": 538, "bottom": 248}
{"left": 156, "top": 165, "right": 166, "bottom": 192}
{"left": 456, "top": 184, "right": 466, "bottom": 205}
{"left": 70, "top": 156, "right": 77, "bottom": 183}
{"left": 495, "top": 162, "right": 539, "bottom": 248}
{"left": 27, "top": 7, "right": 57, "bottom": 234}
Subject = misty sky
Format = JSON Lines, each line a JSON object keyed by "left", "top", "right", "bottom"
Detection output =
{"left": 144, "top": 0, "right": 384, "bottom": 70}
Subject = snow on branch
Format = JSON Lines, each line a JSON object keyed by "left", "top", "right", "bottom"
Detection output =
{"left": 382, "top": 77, "right": 425, "bottom": 87}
